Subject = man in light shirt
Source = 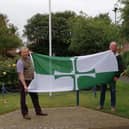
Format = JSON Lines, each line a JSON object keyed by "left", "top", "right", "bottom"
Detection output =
{"left": 16, "top": 47, "right": 47, "bottom": 120}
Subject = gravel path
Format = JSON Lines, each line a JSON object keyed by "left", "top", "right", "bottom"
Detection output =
{"left": 0, "top": 107, "right": 129, "bottom": 129}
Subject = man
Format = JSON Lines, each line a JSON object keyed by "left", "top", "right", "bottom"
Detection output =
{"left": 16, "top": 47, "right": 48, "bottom": 120}
{"left": 97, "top": 41, "right": 124, "bottom": 112}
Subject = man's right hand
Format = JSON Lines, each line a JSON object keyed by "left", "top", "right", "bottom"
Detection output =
{"left": 24, "top": 86, "right": 28, "bottom": 92}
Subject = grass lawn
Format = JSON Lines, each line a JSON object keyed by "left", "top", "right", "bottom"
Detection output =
{"left": 0, "top": 80, "right": 129, "bottom": 118}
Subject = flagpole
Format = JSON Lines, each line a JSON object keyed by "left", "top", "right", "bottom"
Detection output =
{"left": 49, "top": 0, "right": 52, "bottom": 57}
{"left": 49, "top": 0, "right": 52, "bottom": 96}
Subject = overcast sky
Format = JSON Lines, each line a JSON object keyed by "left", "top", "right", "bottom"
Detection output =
{"left": 0, "top": 0, "right": 117, "bottom": 39}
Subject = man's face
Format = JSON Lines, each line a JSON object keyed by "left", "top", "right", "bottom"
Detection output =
{"left": 110, "top": 42, "right": 117, "bottom": 53}
{"left": 21, "top": 49, "right": 29, "bottom": 58}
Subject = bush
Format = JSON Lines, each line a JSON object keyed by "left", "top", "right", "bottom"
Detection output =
{"left": 121, "top": 51, "right": 129, "bottom": 76}
{"left": 122, "top": 51, "right": 129, "bottom": 66}
{"left": 0, "top": 56, "right": 18, "bottom": 89}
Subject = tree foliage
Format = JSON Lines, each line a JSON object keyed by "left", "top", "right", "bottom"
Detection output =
{"left": 24, "top": 11, "right": 120, "bottom": 56}
{"left": 119, "top": 0, "right": 129, "bottom": 41}
{"left": 24, "top": 11, "right": 75, "bottom": 56}
{"left": 0, "top": 55, "right": 19, "bottom": 88}
{"left": 0, "top": 14, "right": 22, "bottom": 87}
{"left": 0, "top": 14, "right": 22, "bottom": 56}
{"left": 69, "top": 13, "right": 120, "bottom": 55}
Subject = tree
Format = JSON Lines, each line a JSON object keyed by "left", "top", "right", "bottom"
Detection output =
{"left": 69, "top": 13, "right": 120, "bottom": 55}
{"left": 24, "top": 11, "right": 76, "bottom": 56}
{"left": 0, "top": 14, "right": 22, "bottom": 56}
{"left": 24, "top": 11, "right": 121, "bottom": 56}
{"left": 118, "top": 0, "right": 129, "bottom": 41}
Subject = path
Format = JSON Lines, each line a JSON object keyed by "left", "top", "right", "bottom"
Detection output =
{"left": 0, "top": 107, "right": 129, "bottom": 129}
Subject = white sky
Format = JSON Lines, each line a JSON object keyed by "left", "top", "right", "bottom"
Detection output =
{"left": 0, "top": 0, "right": 117, "bottom": 39}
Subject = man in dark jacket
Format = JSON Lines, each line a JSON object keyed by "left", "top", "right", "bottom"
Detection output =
{"left": 97, "top": 41, "right": 124, "bottom": 112}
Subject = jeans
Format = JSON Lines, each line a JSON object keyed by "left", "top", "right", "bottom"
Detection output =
{"left": 100, "top": 81, "right": 116, "bottom": 108}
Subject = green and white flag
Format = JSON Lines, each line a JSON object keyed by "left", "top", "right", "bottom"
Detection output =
{"left": 28, "top": 50, "right": 118, "bottom": 92}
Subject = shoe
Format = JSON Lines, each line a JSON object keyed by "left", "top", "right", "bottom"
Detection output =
{"left": 36, "top": 112, "right": 48, "bottom": 116}
{"left": 23, "top": 114, "right": 31, "bottom": 120}
{"left": 111, "top": 107, "right": 116, "bottom": 112}
{"left": 96, "top": 106, "right": 103, "bottom": 110}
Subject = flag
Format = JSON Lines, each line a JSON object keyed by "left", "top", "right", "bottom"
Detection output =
{"left": 28, "top": 50, "right": 118, "bottom": 92}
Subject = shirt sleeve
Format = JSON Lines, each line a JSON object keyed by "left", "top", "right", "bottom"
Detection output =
{"left": 16, "top": 59, "right": 24, "bottom": 73}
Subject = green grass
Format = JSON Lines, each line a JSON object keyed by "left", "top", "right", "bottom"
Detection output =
{"left": 0, "top": 80, "right": 129, "bottom": 118}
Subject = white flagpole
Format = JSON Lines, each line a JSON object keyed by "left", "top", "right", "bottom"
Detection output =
{"left": 49, "top": 0, "right": 52, "bottom": 56}
{"left": 49, "top": 0, "right": 52, "bottom": 96}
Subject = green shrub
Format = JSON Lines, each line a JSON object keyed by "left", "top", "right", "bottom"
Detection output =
{"left": 122, "top": 51, "right": 129, "bottom": 66}
{"left": 0, "top": 57, "right": 18, "bottom": 89}
{"left": 121, "top": 51, "right": 129, "bottom": 76}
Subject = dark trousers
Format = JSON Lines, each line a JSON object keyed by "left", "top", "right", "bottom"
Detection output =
{"left": 99, "top": 81, "right": 116, "bottom": 108}
{"left": 19, "top": 80, "right": 42, "bottom": 116}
